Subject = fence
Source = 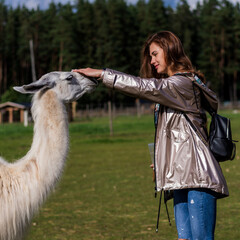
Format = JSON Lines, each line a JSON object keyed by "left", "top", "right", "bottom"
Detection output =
{"left": 75, "top": 101, "right": 155, "bottom": 119}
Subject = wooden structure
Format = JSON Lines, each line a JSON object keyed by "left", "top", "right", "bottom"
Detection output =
{"left": 0, "top": 102, "right": 29, "bottom": 125}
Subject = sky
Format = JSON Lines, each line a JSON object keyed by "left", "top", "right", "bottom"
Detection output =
{"left": 3, "top": 0, "right": 240, "bottom": 10}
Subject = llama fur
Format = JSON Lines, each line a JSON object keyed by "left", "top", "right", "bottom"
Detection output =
{"left": 0, "top": 72, "right": 97, "bottom": 240}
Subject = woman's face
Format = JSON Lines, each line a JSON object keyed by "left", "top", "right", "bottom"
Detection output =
{"left": 149, "top": 42, "right": 169, "bottom": 75}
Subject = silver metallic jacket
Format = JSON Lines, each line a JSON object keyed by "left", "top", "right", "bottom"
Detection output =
{"left": 102, "top": 69, "right": 229, "bottom": 198}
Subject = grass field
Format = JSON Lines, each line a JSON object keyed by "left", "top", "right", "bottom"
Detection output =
{"left": 0, "top": 111, "right": 239, "bottom": 240}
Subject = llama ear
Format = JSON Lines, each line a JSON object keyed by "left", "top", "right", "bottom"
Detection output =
{"left": 13, "top": 81, "right": 55, "bottom": 94}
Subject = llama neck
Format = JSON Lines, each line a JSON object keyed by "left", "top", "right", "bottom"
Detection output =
{"left": 1, "top": 90, "right": 70, "bottom": 240}
{"left": 28, "top": 90, "right": 69, "bottom": 184}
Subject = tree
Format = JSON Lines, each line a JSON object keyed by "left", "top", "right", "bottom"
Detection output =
{"left": 0, "top": 1, "right": 7, "bottom": 94}
{"left": 74, "top": 0, "right": 95, "bottom": 68}
{"left": 37, "top": 3, "right": 58, "bottom": 75}
{"left": 196, "top": 0, "right": 221, "bottom": 93}
{"left": 225, "top": 1, "right": 240, "bottom": 104}
{"left": 92, "top": 0, "right": 109, "bottom": 68}
{"left": 214, "top": 0, "right": 236, "bottom": 101}
{"left": 145, "top": 0, "right": 168, "bottom": 34}
{"left": 0, "top": 0, "right": 239, "bottom": 105}
{"left": 105, "top": 0, "right": 129, "bottom": 71}
{"left": 232, "top": 3, "right": 240, "bottom": 104}
{"left": 17, "top": 7, "right": 32, "bottom": 84}
{"left": 171, "top": 0, "right": 198, "bottom": 63}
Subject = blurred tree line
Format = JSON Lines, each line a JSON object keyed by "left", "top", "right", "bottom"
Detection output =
{"left": 0, "top": 0, "right": 239, "bottom": 107}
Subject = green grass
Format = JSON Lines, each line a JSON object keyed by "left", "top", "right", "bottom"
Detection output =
{"left": 0, "top": 111, "right": 240, "bottom": 240}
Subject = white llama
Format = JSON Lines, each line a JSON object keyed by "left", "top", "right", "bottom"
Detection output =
{"left": 0, "top": 72, "right": 97, "bottom": 240}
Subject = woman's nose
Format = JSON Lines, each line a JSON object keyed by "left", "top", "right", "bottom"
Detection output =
{"left": 151, "top": 57, "right": 155, "bottom": 65}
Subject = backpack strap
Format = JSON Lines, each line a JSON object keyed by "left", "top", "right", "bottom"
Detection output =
{"left": 185, "top": 74, "right": 216, "bottom": 116}
{"left": 183, "top": 112, "right": 209, "bottom": 146}
{"left": 174, "top": 73, "right": 210, "bottom": 146}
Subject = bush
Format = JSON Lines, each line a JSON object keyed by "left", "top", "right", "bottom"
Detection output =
{"left": 0, "top": 87, "right": 31, "bottom": 104}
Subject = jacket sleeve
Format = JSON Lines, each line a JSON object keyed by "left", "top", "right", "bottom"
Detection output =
{"left": 102, "top": 68, "right": 197, "bottom": 112}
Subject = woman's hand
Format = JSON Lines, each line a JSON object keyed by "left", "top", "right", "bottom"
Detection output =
{"left": 72, "top": 68, "right": 103, "bottom": 78}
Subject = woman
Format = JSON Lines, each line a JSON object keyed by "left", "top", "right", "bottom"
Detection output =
{"left": 73, "top": 31, "right": 228, "bottom": 240}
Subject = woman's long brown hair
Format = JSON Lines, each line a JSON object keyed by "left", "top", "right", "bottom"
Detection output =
{"left": 140, "top": 31, "right": 205, "bottom": 82}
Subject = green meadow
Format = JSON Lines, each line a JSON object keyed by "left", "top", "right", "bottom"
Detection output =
{"left": 0, "top": 111, "right": 239, "bottom": 240}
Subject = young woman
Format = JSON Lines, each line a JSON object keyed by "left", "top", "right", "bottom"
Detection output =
{"left": 73, "top": 31, "right": 228, "bottom": 240}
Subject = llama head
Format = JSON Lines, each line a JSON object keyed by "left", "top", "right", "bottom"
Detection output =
{"left": 13, "top": 71, "right": 98, "bottom": 102}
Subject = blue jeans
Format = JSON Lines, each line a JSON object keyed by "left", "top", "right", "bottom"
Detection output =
{"left": 174, "top": 188, "right": 217, "bottom": 240}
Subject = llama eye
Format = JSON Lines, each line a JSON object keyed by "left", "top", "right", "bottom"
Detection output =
{"left": 66, "top": 75, "right": 73, "bottom": 81}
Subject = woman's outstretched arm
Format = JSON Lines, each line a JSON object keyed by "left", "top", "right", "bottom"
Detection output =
{"left": 72, "top": 68, "right": 103, "bottom": 79}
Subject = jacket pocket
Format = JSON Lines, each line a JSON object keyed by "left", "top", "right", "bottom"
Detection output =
{"left": 165, "top": 128, "right": 189, "bottom": 143}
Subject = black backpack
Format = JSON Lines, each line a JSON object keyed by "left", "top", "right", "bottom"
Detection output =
{"left": 181, "top": 73, "right": 237, "bottom": 162}
{"left": 208, "top": 112, "right": 237, "bottom": 162}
